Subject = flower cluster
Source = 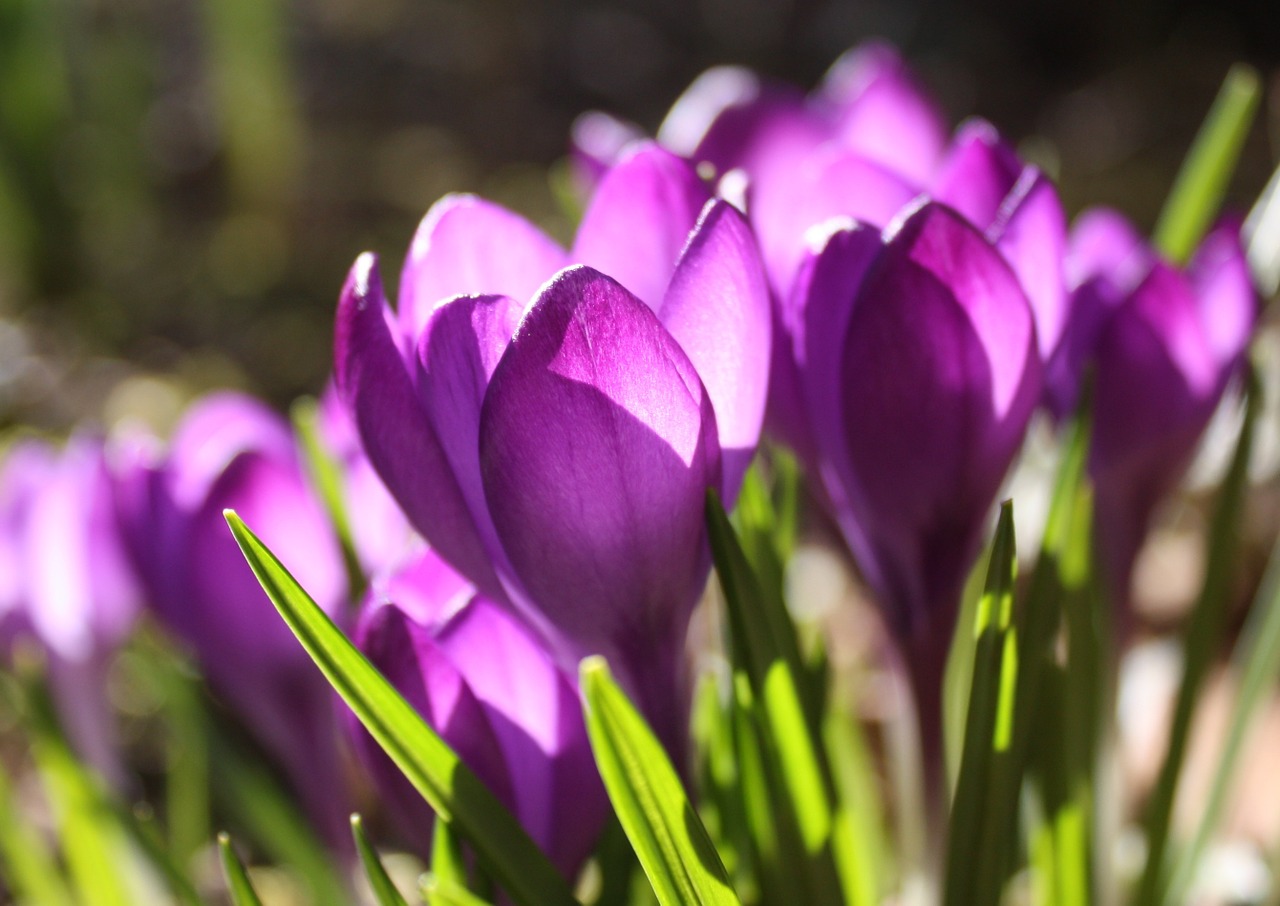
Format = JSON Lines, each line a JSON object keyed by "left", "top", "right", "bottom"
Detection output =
{"left": 0, "top": 39, "right": 1259, "bottom": 893}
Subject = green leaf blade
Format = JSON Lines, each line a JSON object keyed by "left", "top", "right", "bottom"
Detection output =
{"left": 223, "top": 510, "right": 578, "bottom": 906}
{"left": 218, "top": 833, "right": 265, "bottom": 906}
{"left": 352, "top": 814, "right": 410, "bottom": 906}
{"left": 581, "top": 656, "right": 741, "bottom": 906}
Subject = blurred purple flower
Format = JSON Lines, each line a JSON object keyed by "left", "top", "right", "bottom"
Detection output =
{"left": 350, "top": 549, "right": 608, "bottom": 881}
{"left": 335, "top": 143, "right": 771, "bottom": 754}
{"left": 782, "top": 202, "right": 1042, "bottom": 752}
{"left": 114, "top": 391, "right": 352, "bottom": 845}
{"left": 1047, "top": 211, "right": 1257, "bottom": 608}
{"left": 0, "top": 434, "right": 141, "bottom": 788}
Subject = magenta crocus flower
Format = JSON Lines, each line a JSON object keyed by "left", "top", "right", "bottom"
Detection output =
{"left": 114, "top": 392, "right": 352, "bottom": 846}
{"left": 351, "top": 549, "right": 608, "bottom": 881}
{"left": 1, "top": 434, "right": 140, "bottom": 788}
{"left": 1047, "top": 211, "right": 1257, "bottom": 611}
{"left": 784, "top": 202, "right": 1042, "bottom": 772}
{"left": 335, "top": 143, "right": 771, "bottom": 755}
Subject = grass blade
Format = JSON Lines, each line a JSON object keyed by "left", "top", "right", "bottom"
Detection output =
{"left": 224, "top": 510, "right": 579, "bottom": 906}
{"left": 943, "top": 501, "right": 1018, "bottom": 906}
{"left": 218, "top": 833, "right": 265, "bottom": 906}
{"left": 1152, "top": 64, "right": 1261, "bottom": 264}
{"left": 422, "top": 874, "right": 496, "bottom": 906}
{"left": 0, "top": 749, "right": 72, "bottom": 906}
{"left": 581, "top": 656, "right": 741, "bottom": 906}
{"left": 1134, "top": 372, "right": 1260, "bottom": 906}
{"left": 352, "top": 814, "right": 409, "bottom": 906}
{"left": 706, "top": 492, "right": 839, "bottom": 895}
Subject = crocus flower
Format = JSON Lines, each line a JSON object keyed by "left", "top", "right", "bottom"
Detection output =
{"left": 784, "top": 202, "right": 1042, "bottom": 767}
{"left": 0, "top": 434, "right": 140, "bottom": 788}
{"left": 1046, "top": 211, "right": 1256, "bottom": 611}
{"left": 114, "top": 392, "right": 352, "bottom": 845}
{"left": 350, "top": 549, "right": 608, "bottom": 881}
{"left": 336, "top": 143, "right": 771, "bottom": 754}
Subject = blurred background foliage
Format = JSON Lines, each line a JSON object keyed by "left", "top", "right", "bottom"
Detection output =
{"left": 1, "top": 0, "right": 1279, "bottom": 436}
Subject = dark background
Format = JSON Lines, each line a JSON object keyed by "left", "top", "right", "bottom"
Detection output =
{"left": 1, "top": 0, "right": 1277, "bottom": 431}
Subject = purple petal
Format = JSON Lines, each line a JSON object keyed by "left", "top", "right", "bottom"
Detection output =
{"left": 480, "top": 266, "right": 720, "bottom": 659}
{"left": 988, "top": 170, "right": 1069, "bottom": 358}
{"left": 571, "top": 143, "right": 711, "bottom": 312}
{"left": 167, "top": 392, "right": 295, "bottom": 509}
{"left": 26, "top": 436, "right": 139, "bottom": 661}
{"left": 1066, "top": 207, "right": 1149, "bottom": 292}
{"left": 1187, "top": 216, "right": 1257, "bottom": 366}
{"left": 930, "top": 120, "right": 1025, "bottom": 233}
{"left": 1090, "top": 263, "right": 1219, "bottom": 601}
{"left": 788, "top": 222, "right": 886, "bottom": 591}
{"left": 335, "top": 254, "right": 504, "bottom": 600}
{"left": 398, "top": 195, "right": 568, "bottom": 338}
{"left": 0, "top": 439, "right": 53, "bottom": 637}
{"left": 354, "top": 599, "right": 515, "bottom": 854}
{"left": 752, "top": 146, "right": 918, "bottom": 292}
{"left": 570, "top": 111, "right": 645, "bottom": 195}
{"left": 658, "top": 200, "right": 771, "bottom": 498}
{"left": 818, "top": 41, "right": 948, "bottom": 184}
{"left": 188, "top": 450, "right": 347, "bottom": 668}
{"left": 840, "top": 204, "right": 1040, "bottom": 641}
{"left": 435, "top": 593, "right": 607, "bottom": 877}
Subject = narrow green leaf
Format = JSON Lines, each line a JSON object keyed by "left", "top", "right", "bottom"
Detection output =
{"left": 224, "top": 511, "right": 579, "bottom": 906}
{"left": 292, "top": 396, "right": 365, "bottom": 594}
{"left": 421, "top": 874, "right": 496, "bottom": 906}
{"left": 218, "top": 833, "right": 265, "bottom": 906}
{"left": 706, "top": 493, "right": 835, "bottom": 854}
{"left": 0, "top": 754, "right": 73, "bottom": 906}
{"left": 32, "top": 734, "right": 132, "bottom": 906}
{"left": 1135, "top": 373, "right": 1260, "bottom": 906}
{"left": 432, "top": 814, "right": 469, "bottom": 891}
{"left": 943, "top": 501, "right": 1018, "bottom": 906}
{"left": 210, "top": 730, "right": 347, "bottom": 906}
{"left": 1153, "top": 64, "right": 1261, "bottom": 264}
{"left": 823, "top": 706, "right": 887, "bottom": 906}
{"left": 1168, "top": 525, "right": 1280, "bottom": 903}
{"left": 580, "top": 656, "right": 741, "bottom": 906}
{"left": 352, "top": 814, "right": 410, "bottom": 906}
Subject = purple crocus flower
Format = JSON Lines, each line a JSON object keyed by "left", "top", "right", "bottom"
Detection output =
{"left": 351, "top": 549, "right": 608, "bottom": 881}
{"left": 0, "top": 434, "right": 140, "bottom": 788}
{"left": 114, "top": 392, "right": 352, "bottom": 846}
{"left": 335, "top": 143, "right": 771, "bottom": 755}
{"left": 783, "top": 202, "right": 1042, "bottom": 769}
{"left": 1047, "top": 211, "right": 1257, "bottom": 610}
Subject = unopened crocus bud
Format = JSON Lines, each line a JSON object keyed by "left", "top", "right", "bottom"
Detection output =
{"left": 114, "top": 392, "right": 352, "bottom": 845}
{"left": 1, "top": 434, "right": 141, "bottom": 788}
{"left": 785, "top": 203, "right": 1042, "bottom": 774}
{"left": 335, "top": 144, "right": 771, "bottom": 757}
{"left": 351, "top": 550, "right": 608, "bottom": 881}
{"left": 1047, "top": 211, "right": 1257, "bottom": 611}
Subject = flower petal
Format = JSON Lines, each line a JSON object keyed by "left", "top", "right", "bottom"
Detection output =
{"left": 988, "top": 169, "right": 1069, "bottom": 358}
{"left": 819, "top": 41, "right": 948, "bottom": 184}
{"left": 1066, "top": 207, "right": 1149, "bottom": 292}
{"left": 753, "top": 147, "right": 918, "bottom": 292}
{"left": 930, "top": 120, "right": 1025, "bottom": 232}
{"left": 571, "top": 143, "right": 710, "bottom": 312}
{"left": 1187, "top": 216, "right": 1256, "bottom": 367}
{"left": 659, "top": 199, "right": 771, "bottom": 497}
{"left": 840, "top": 204, "right": 1040, "bottom": 640}
{"left": 570, "top": 110, "right": 645, "bottom": 194}
{"left": 436, "top": 593, "right": 607, "bottom": 877}
{"left": 398, "top": 194, "right": 568, "bottom": 337}
{"left": 480, "top": 265, "right": 720, "bottom": 658}
{"left": 414, "top": 293, "right": 524, "bottom": 588}
{"left": 354, "top": 600, "right": 514, "bottom": 854}
{"left": 335, "top": 254, "right": 503, "bottom": 599}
